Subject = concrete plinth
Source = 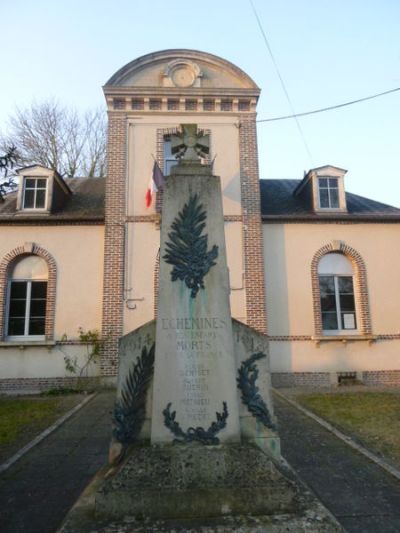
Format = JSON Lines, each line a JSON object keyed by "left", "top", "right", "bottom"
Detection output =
{"left": 97, "top": 444, "right": 296, "bottom": 520}
{"left": 59, "top": 443, "right": 341, "bottom": 532}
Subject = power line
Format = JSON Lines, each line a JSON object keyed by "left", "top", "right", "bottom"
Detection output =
{"left": 257, "top": 87, "right": 400, "bottom": 123}
{"left": 249, "top": 0, "right": 313, "bottom": 160}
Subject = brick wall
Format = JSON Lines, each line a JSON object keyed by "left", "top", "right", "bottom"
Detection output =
{"left": 271, "top": 372, "right": 332, "bottom": 388}
{"left": 239, "top": 115, "right": 267, "bottom": 334}
{"left": 101, "top": 113, "right": 127, "bottom": 377}
{"left": 0, "top": 376, "right": 102, "bottom": 393}
{"left": 362, "top": 370, "right": 400, "bottom": 386}
{"left": 272, "top": 370, "right": 400, "bottom": 388}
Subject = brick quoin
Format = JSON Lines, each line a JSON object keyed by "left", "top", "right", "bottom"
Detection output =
{"left": 239, "top": 115, "right": 267, "bottom": 335}
{"left": 101, "top": 113, "right": 127, "bottom": 377}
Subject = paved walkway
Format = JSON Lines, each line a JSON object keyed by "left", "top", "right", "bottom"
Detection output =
{"left": 1, "top": 391, "right": 400, "bottom": 532}
{"left": 274, "top": 393, "right": 400, "bottom": 533}
{"left": 0, "top": 392, "right": 114, "bottom": 533}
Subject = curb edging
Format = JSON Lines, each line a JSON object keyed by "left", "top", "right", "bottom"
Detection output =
{"left": 273, "top": 388, "right": 400, "bottom": 483}
{"left": 0, "top": 392, "right": 97, "bottom": 475}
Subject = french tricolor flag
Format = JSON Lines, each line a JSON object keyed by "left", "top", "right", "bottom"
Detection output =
{"left": 146, "top": 161, "right": 165, "bottom": 208}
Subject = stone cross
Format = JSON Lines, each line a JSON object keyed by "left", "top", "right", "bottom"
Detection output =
{"left": 171, "top": 124, "right": 209, "bottom": 161}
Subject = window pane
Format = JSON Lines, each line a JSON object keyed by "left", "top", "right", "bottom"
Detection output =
{"left": 36, "top": 179, "right": 47, "bottom": 188}
{"left": 165, "top": 159, "right": 178, "bottom": 176}
{"left": 29, "top": 317, "right": 45, "bottom": 335}
{"left": 319, "top": 188, "right": 329, "bottom": 208}
{"left": 24, "top": 189, "right": 35, "bottom": 208}
{"left": 340, "top": 294, "right": 355, "bottom": 312}
{"left": 29, "top": 281, "right": 47, "bottom": 334}
{"left": 25, "top": 179, "right": 36, "bottom": 188}
{"left": 328, "top": 178, "right": 338, "bottom": 188}
{"left": 30, "top": 299, "right": 46, "bottom": 317}
{"left": 319, "top": 178, "right": 328, "bottom": 187}
{"left": 329, "top": 188, "right": 339, "bottom": 208}
{"left": 321, "top": 294, "right": 337, "bottom": 311}
{"left": 338, "top": 276, "right": 354, "bottom": 293}
{"left": 319, "top": 276, "right": 335, "bottom": 294}
{"left": 9, "top": 299, "right": 26, "bottom": 317}
{"left": 35, "top": 190, "right": 46, "bottom": 208}
{"left": 8, "top": 318, "right": 25, "bottom": 336}
{"left": 10, "top": 282, "right": 27, "bottom": 299}
{"left": 31, "top": 281, "right": 47, "bottom": 298}
{"left": 322, "top": 312, "right": 338, "bottom": 330}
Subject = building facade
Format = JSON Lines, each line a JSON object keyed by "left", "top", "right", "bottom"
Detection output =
{"left": 1, "top": 49, "right": 399, "bottom": 391}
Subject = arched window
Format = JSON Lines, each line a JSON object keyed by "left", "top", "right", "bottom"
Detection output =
{"left": 318, "top": 253, "right": 357, "bottom": 333}
{"left": 311, "top": 242, "right": 371, "bottom": 337}
{"left": 6, "top": 256, "right": 48, "bottom": 339}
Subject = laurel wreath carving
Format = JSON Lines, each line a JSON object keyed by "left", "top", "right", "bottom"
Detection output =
{"left": 112, "top": 342, "right": 155, "bottom": 445}
{"left": 163, "top": 194, "right": 218, "bottom": 298}
{"left": 163, "top": 401, "right": 228, "bottom": 445}
{"left": 237, "top": 351, "right": 275, "bottom": 430}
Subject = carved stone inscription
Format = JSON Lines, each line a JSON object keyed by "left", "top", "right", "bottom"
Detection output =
{"left": 162, "top": 316, "right": 227, "bottom": 424}
{"left": 151, "top": 171, "right": 241, "bottom": 443}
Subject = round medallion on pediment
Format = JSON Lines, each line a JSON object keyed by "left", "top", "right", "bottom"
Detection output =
{"left": 171, "top": 66, "right": 196, "bottom": 87}
{"left": 164, "top": 59, "right": 202, "bottom": 88}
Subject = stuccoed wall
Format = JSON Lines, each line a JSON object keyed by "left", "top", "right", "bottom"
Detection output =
{"left": 0, "top": 344, "right": 101, "bottom": 380}
{"left": 123, "top": 115, "right": 246, "bottom": 334}
{"left": 263, "top": 222, "right": 400, "bottom": 374}
{"left": 0, "top": 225, "right": 104, "bottom": 380}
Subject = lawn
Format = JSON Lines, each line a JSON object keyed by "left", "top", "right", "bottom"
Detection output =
{"left": 296, "top": 391, "right": 400, "bottom": 469}
{"left": 0, "top": 393, "right": 85, "bottom": 463}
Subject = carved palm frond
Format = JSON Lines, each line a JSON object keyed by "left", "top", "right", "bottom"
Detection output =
{"left": 163, "top": 194, "right": 218, "bottom": 298}
{"left": 237, "top": 352, "right": 276, "bottom": 430}
{"left": 163, "top": 401, "right": 228, "bottom": 445}
{"left": 113, "top": 342, "right": 155, "bottom": 445}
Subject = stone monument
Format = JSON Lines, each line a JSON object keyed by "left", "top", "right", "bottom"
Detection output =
{"left": 59, "top": 125, "right": 341, "bottom": 532}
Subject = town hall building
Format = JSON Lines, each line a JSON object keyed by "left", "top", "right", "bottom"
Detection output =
{"left": 1, "top": 49, "right": 400, "bottom": 391}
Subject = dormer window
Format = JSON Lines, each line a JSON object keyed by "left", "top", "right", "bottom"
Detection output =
{"left": 318, "top": 177, "right": 339, "bottom": 209}
{"left": 16, "top": 165, "right": 72, "bottom": 214}
{"left": 23, "top": 177, "right": 48, "bottom": 209}
{"left": 293, "top": 165, "right": 348, "bottom": 213}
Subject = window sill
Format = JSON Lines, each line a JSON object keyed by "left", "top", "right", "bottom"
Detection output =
{"left": 15, "top": 210, "right": 50, "bottom": 216}
{"left": 0, "top": 340, "right": 56, "bottom": 349}
{"left": 312, "top": 334, "right": 376, "bottom": 347}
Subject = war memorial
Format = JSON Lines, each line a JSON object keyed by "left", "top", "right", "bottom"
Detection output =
{"left": 60, "top": 126, "right": 340, "bottom": 532}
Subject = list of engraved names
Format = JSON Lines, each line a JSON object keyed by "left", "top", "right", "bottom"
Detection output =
{"left": 162, "top": 316, "right": 227, "bottom": 424}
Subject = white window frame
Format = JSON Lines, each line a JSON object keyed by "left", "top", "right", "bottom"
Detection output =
{"left": 319, "top": 274, "right": 358, "bottom": 335}
{"left": 318, "top": 253, "right": 358, "bottom": 335}
{"left": 22, "top": 177, "right": 48, "bottom": 210}
{"left": 6, "top": 279, "right": 47, "bottom": 340}
{"left": 163, "top": 139, "right": 179, "bottom": 176}
{"left": 318, "top": 177, "right": 339, "bottom": 209}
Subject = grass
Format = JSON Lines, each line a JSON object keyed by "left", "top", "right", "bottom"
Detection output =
{"left": 296, "top": 391, "right": 400, "bottom": 469}
{"left": 0, "top": 393, "right": 84, "bottom": 462}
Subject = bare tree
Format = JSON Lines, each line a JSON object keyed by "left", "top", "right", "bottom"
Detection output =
{"left": 81, "top": 109, "right": 107, "bottom": 178}
{"left": 0, "top": 100, "right": 107, "bottom": 178}
{"left": 0, "top": 146, "right": 18, "bottom": 199}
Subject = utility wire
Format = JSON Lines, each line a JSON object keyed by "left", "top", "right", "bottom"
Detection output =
{"left": 257, "top": 87, "right": 400, "bottom": 123}
{"left": 249, "top": 0, "right": 313, "bottom": 160}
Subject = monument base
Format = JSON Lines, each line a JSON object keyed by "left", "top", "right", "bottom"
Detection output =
{"left": 59, "top": 443, "right": 341, "bottom": 532}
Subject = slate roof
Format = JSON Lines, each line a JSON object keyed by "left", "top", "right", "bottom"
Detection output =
{"left": 1, "top": 175, "right": 398, "bottom": 224}
{"left": 0, "top": 178, "right": 105, "bottom": 223}
{"left": 260, "top": 179, "right": 400, "bottom": 221}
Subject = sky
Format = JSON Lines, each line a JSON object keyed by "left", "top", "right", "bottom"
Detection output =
{"left": 1, "top": 0, "right": 399, "bottom": 206}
